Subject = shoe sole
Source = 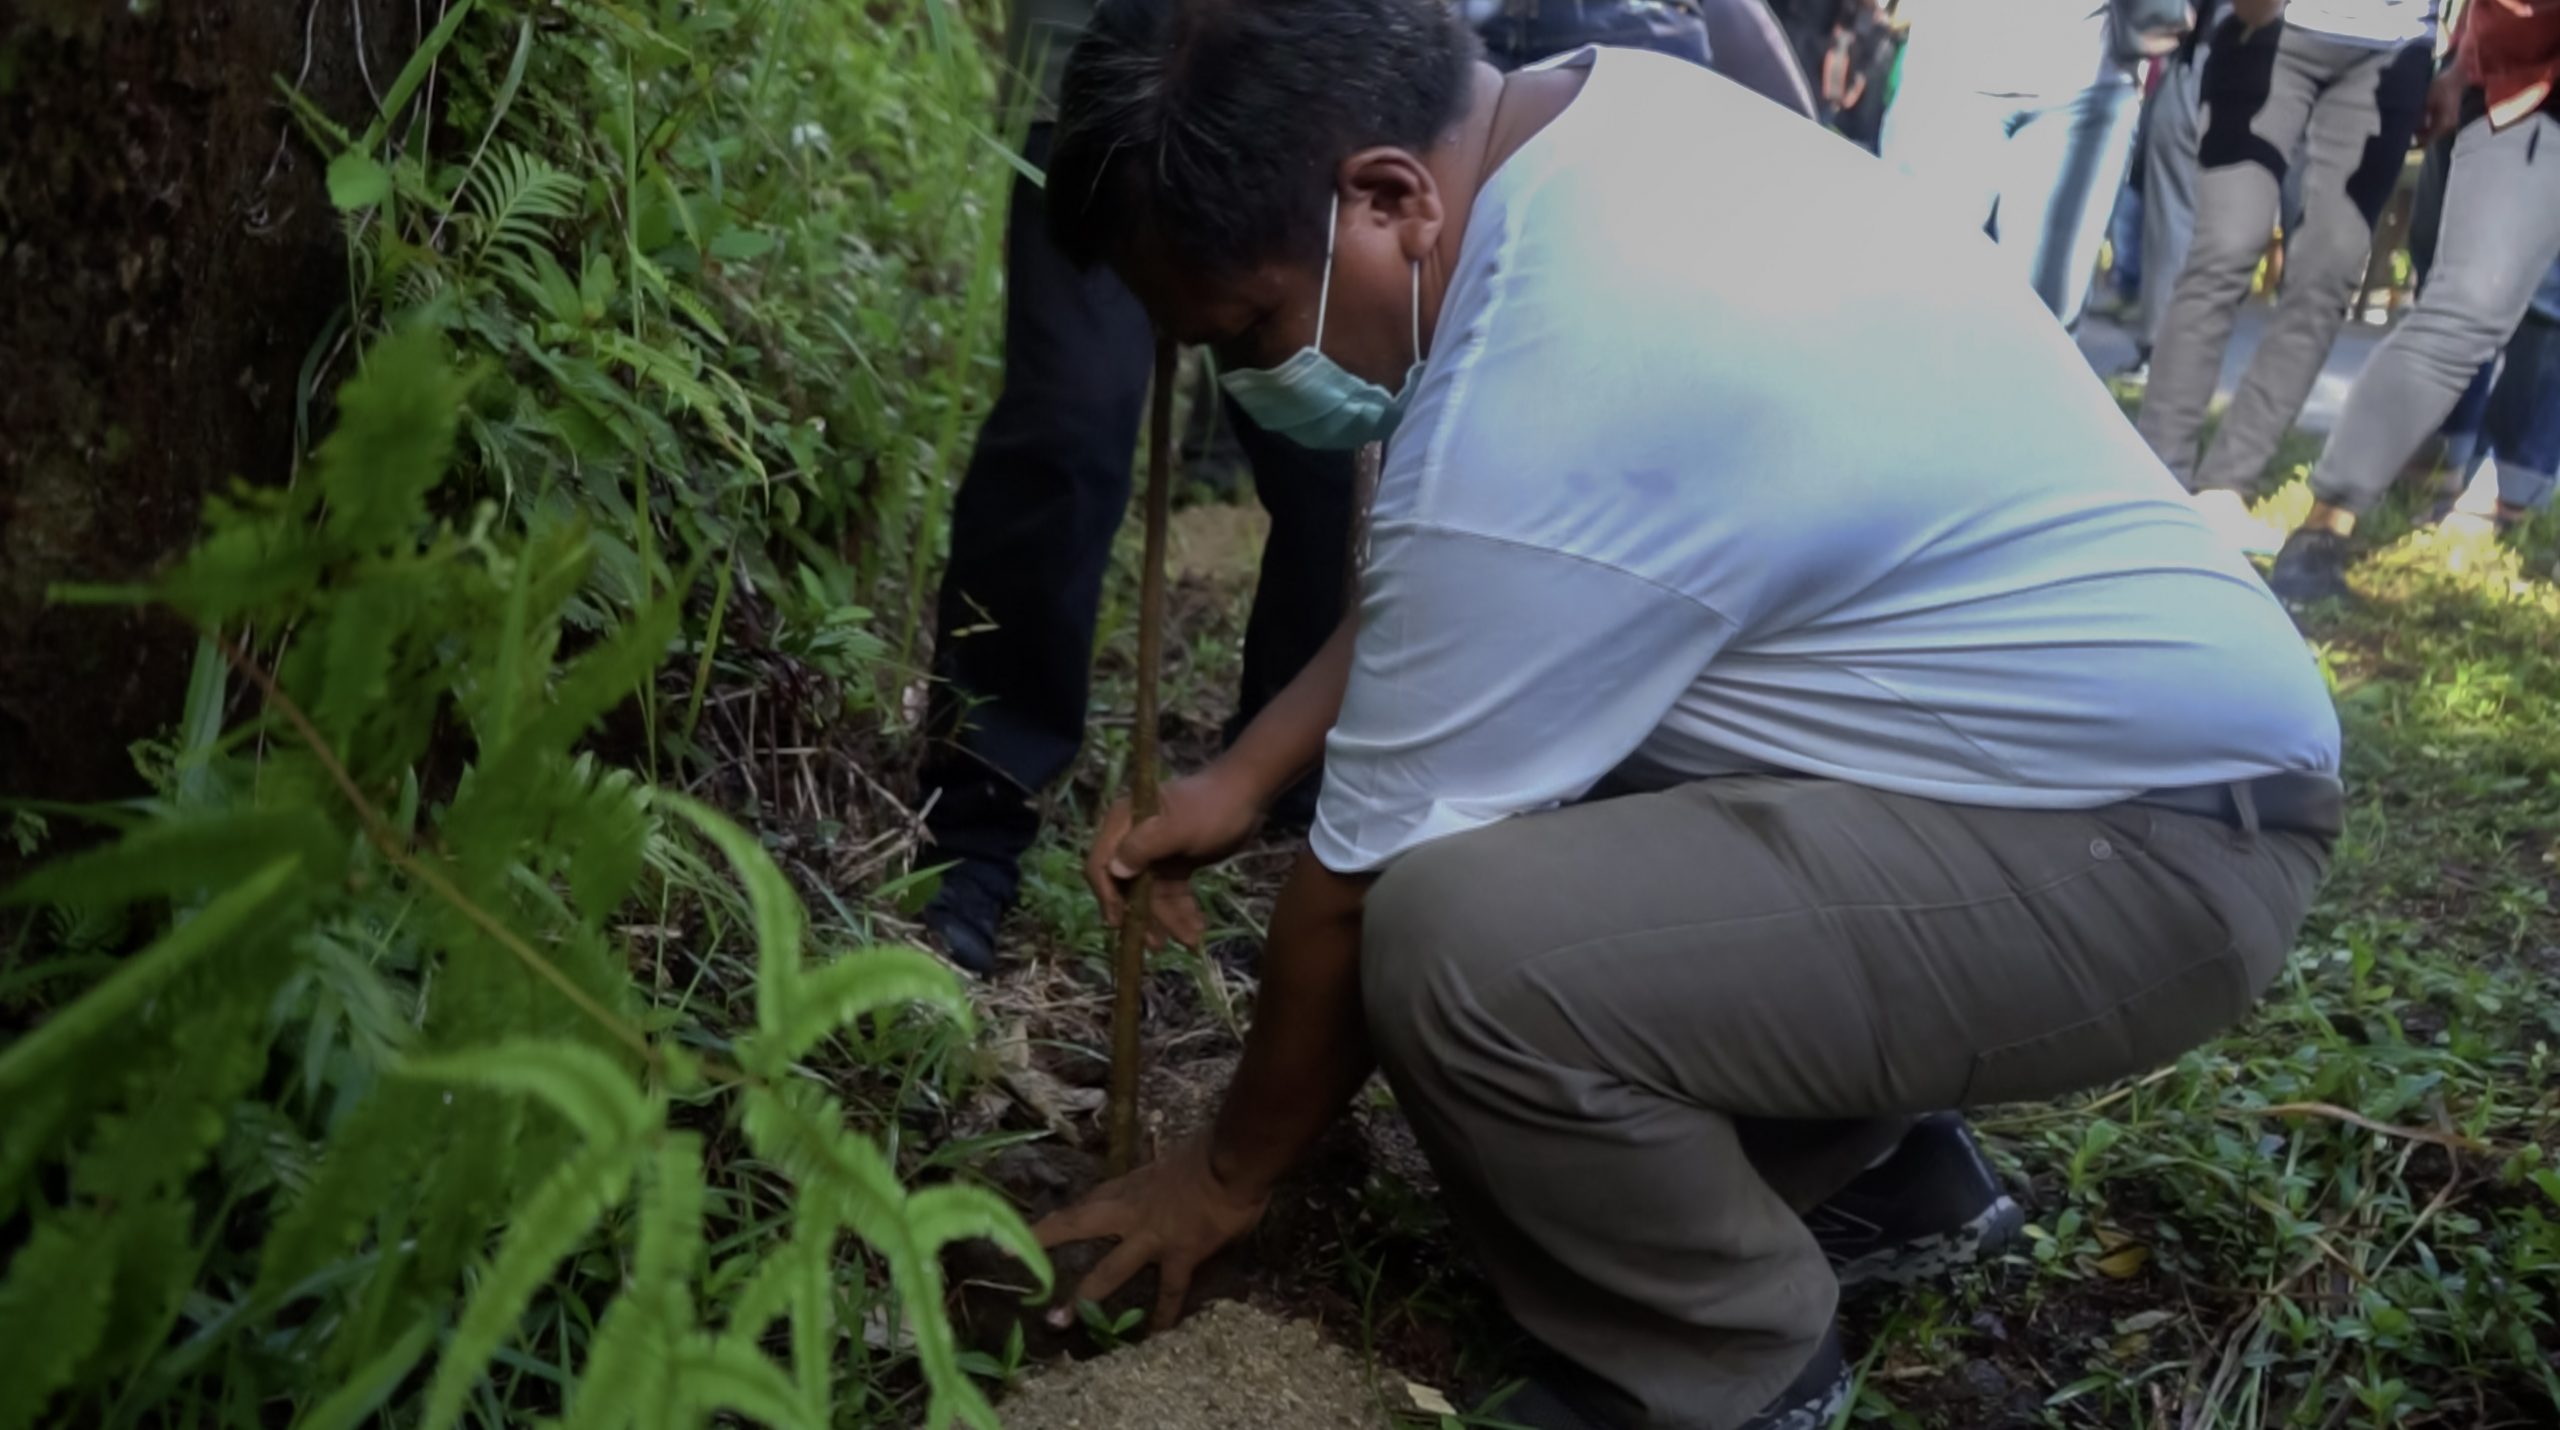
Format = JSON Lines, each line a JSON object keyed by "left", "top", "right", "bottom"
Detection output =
{"left": 1834, "top": 1194, "right": 2026, "bottom": 1294}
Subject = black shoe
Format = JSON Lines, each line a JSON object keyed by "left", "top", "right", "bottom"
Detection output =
{"left": 1807, "top": 1113, "right": 2025, "bottom": 1293}
{"left": 920, "top": 857, "right": 1015, "bottom": 977}
{"left": 2266, "top": 528, "right": 2353, "bottom": 607}
{"left": 1498, "top": 1328, "right": 1852, "bottom": 1430}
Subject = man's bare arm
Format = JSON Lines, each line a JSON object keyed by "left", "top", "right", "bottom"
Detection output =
{"left": 1208, "top": 851, "right": 1377, "bottom": 1194}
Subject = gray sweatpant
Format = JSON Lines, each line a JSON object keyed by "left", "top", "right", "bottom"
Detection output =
{"left": 2140, "top": 40, "right": 2207, "bottom": 352}
{"left": 1362, "top": 774, "right": 2331, "bottom": 1429}
{"left": 2312, "top": 112, "right": 2560, "bottom": 515}
{"left": 2136, "top": 20, "right": 2432, "bottom": 492}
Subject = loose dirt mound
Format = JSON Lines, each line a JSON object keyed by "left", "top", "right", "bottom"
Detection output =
{"left": 999, "top": 1300, "right": 1388, "bottom": 1430}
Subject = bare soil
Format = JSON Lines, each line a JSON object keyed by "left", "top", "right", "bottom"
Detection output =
{"left": 998, "top": 1300, "right": 1389, "bottom": 1430}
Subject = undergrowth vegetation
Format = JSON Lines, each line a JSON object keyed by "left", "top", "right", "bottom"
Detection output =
{"left": 0, "top": 334, "right": 1043, "bottom": 1429}
{"left": 2, "top": 0, "right": 1036, "bottom": 1425}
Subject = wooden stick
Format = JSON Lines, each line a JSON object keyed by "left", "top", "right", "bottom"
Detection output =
{"left": 1107, "top": 338, "right": 1178, "bottom": 1176}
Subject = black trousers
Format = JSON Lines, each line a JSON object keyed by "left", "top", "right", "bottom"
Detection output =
{"left": 918, "top": 125, "right": 1355, "bottom": 879}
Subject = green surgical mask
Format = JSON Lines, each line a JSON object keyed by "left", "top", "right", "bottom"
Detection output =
{"left": 1219, "top": 194, "right": 1425, "bottom": 451}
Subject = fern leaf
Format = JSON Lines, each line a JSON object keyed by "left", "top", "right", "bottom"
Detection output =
{"left": 903, "top": 1184, "right": 1051, "bottom": 1299}
{"left": 74, "top": 980, "right": 269, "bottom": 1203}
{"left": 313, "top": 326, "right": 476, "bottom": 555}
{"left": 291, "top": 1318, "right": 436, "bottom": 1430}
{"left": 397, "top": 1039, "right": 652, "bottom": 1149}
{"left": 740, "top": 1085, "right": 1000, "bottom": 1429}
{"left": 788, "top": 1205, "right": 840, "bottom": 1418}
{"left": 713, "top": 1245, "right": 798, "bottom": 1349}
{"left": 464, "top": 146, "right": 579, "bottom": 275}
{"left": 0, "top": 1212, "right": 115, "bottom": 1430}
{"left": 756, "top": 944, "right": 971, "bottom": 1068}
{"left": 419, "top": 1133, "right": 641, "bottom": 1430}
{"left": 668, "top": 1334, "right": 817, "bottom": 1428}
{"left": 90, "top": 1194, "right": 194, "bottom": 1385}
{"left": 557, "top": 1296, "right": 659, "bottom": 1430}
{"left": 258, "top": 1081, "right": 437, "bottom": 1298}
{"left": 658, "top": 796, "right": 805, "bottom": 1045}
{"left": 1, "top": 811, "right": 336, "bottom": 912}
{"left": 636, "top": 1132, "right": 705, "bottom": 1295}
{"left": 0, "top": 857, "right": 301, "bottom": 1098}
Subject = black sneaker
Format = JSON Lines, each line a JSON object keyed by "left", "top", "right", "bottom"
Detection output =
{"left": 1807, "top": 1114, "right": 2025, "bottom": 1293}
{"left": 2266, "top": 528, "right": 2353, "bottom": 607}
{"left": 919, "top": 857, "right": 1015, "bottom": 977}
{"left": 1497, "top": 1328, "right": 1852, "bottom": 1430}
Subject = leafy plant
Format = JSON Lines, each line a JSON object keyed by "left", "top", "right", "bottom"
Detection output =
{"left": 0, "top": 332, "right": 1044, "bottom": 1428}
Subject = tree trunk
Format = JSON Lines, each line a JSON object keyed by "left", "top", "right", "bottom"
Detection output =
{"left": 0, "top": 0, "right": 404, "bottom": 805}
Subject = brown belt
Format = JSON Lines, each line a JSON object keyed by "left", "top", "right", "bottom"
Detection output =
{"left": 2135, "top": 771, "right": 2344, "bottom": 839}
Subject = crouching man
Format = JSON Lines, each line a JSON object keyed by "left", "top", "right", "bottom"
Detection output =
{"left": 1033, "top": 2, "right": 2342, "bottom": 1426}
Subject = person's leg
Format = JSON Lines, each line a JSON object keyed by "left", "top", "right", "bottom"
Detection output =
{"left": 2297, "top": 114, "right": 2560, "bottom": 523}
{"left": 2478, "top": 310, "right": 2560, "bottom": 516}
{"left": 1221, "top": 400, "right": 1355, "bottom": 823}
{"left": 919, "top": 124, "right": 1153, "bottom": 964}
{"left": 2136, "top": 16, "right": 2309, "bottom": 485}
{"left": 2191, "top": 34, "right": 2432, "bottom": 495}
{"left": 1363, "top": 776, "right": 2329, "bottom": 1428}
{"left": 2139, "top": 46, "right": 2207, "bottom": 355}
{"left": 1999, "top": 66, "right": 2142, "bottom": 327}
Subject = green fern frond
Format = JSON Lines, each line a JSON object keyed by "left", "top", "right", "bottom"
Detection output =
{"left": 0, "top": 1212, "right": 116, "bottom": 1430}
{"left": 657, "top": 796, "right": 805, "bottom": 1046}
{"left": 557, "top": 1296, "right": 660, "bottom": 1430}
{"left": 0, "top": 858, "right": 300, "bottom": 1098}
{"left": 258, "top": 1081, "right": 438, "bottom": 1298}
{"left": 419, "top": 1132, "right": 642, "bottom": 1430}
{"left": 787, "top": 1204, "right": 841, "bottom": 1417}
{"left": 902, "top": 1184, "right": 1050, "bottom": 1299}
{"left": 667, "top": 1334, "right": 816, "bottom": 1428}
{"left": 463, "top": 146, "right": 580, "bottom": 275}
{"left": 293, "top": 1319, "right": 437, "bottom": 1430}
{"left": 1, "top": 812, "right": 337, "bottom": 913}
{"left": 636, "top": 1132, "right": 705, "bottom": 1295}
{"left": 755, "top": 944, "right": 971, "bottom": 1069}
{"left": 89, "top": 1194, "right": 195, "bottom": 1386}
{"left": 585, "top": 331, "right": 765, "bottom": 478}
{"left": 740, "top": 1084, "right": 1010, "bottom": 1430}
{"left": 397, "top": 1039, "right": 652, "bottom": 1149}
{"left": 632, "top": 252, "right": 731, "bottom": 348}
{"left": 73, "top": 983, "right": 268, "bottom": 1203}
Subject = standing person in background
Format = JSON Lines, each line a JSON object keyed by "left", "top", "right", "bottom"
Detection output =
{"left": 2444, "top": 257, "right": 2560, "bottom": 533}
{"left": 2261, "top": 0, "right": 2560, "bottom": 600}
{"left": 1880, "top": 1, "right": 2196, "bottom": 328}
{"left": 2134, "top": 1, "right": 2225, "bottom": 370}
{"left": 920, "top": 0, "right": 1814, "bottom": 975}
{"left": 915, "top": 0, "right": 1361, "bottom": 976}
{"left": 2134, "top": 0, "right": 2436, "bottom": 556}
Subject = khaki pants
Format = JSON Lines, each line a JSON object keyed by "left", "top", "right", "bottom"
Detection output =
{"left": 1362, "top": 775, "right": 2331, "bottom": 1429}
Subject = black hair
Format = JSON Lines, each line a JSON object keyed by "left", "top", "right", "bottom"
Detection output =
{"left": 1046, "top": 0, "right": 1478, "bottom": 279}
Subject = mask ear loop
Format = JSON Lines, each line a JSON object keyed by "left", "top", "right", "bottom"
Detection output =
{"left": 1314, "top": 190, "right": 1339, "bottom": 350}
{"left": 1409, "top": 259, "right": 1422, "bottom": 366}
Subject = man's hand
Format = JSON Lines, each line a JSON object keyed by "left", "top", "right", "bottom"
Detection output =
{"left": 2418, "top": 63, "right": 2471, "bottom": 145}
{"left": 1085, "top": 765, "right": 1267, "bottom": 949}
{"left": 1033, "top": 1133, "right": 1270, "bottom": 1333}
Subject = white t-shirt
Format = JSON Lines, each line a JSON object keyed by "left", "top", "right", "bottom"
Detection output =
{"left": 2281, "top": 0, "right": 2436, "bottom": 48}
{"left": 1309, "top": 47, "right": 2342, "bottom": 876}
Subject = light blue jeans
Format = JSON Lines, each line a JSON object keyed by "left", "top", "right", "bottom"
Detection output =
{"left": 1880, "top": 27, "right": 2141, "bottom": 328}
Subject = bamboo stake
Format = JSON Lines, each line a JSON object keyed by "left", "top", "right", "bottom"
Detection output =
{"left": 1107, "top": 338, "right": 1177, "bottom": 1176}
